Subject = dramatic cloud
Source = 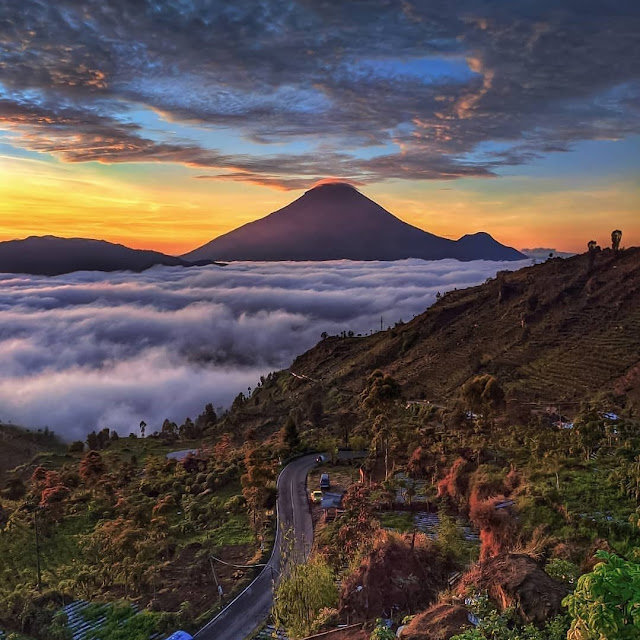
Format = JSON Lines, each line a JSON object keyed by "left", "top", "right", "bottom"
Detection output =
{"left": 0, "top": 259, "right": 527, "bottom": 439}
{"left": 0, "top": 1, "right": 638, "bottom": 187}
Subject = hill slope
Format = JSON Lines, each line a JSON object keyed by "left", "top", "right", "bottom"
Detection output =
{"left": 0, "top": 236, "right": 220, "bottom": 276}
{"left": 0, "top": 423, "right": 65, "bottom": 481}
{"left": 236, "top": 247, "right": 640, "bottom": 428}
{"left": 183, "top": 182, "right": 524, "bottom": 262}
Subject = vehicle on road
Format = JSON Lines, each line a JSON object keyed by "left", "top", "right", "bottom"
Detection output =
{"left": 320, "top": 473, "right": 330, "bottom": 490}
{"left": 310, "top": 490, "right": 323, "bottom": 503}
{"left": 315, "top": 455, "right": 324, "bottom": 463}
{"left": 164, "top": 632, "right": 193, "bottom": 640}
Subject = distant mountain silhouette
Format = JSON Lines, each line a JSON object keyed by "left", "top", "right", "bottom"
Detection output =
{"left": 183, "top": 182, "right": 525, "bottom": 262}
{"left": 0, "top": 236, "right": 220, "bottom": 276}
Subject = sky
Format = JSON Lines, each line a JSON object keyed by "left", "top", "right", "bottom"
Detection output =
{"left": 0, "top": 259, "right": 528, "bottom": 438}
{"left": 0, "top": 0, "right": 639, "bottom": 254}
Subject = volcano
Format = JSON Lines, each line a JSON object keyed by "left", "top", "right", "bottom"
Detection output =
{"left": 183, "top": 182, "right": 525, "bottom": 262}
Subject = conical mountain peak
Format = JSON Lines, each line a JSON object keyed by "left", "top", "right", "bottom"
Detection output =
{"left": 183, "top": 182, "right": 524, "bottom": 262}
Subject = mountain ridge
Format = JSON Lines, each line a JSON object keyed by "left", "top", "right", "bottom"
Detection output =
{"left": 221, "top": 246, "right": 640, "bottom": 434}
{"left": 0, "top": 235, "right": 222, "bottom": 276}
{"left": 183, "top": 182, "right": 525, "bottom": 262}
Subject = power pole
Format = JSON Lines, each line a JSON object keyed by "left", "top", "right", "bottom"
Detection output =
{"left": 209, "top": 557, "right": 224, "bottom": 599}
{"left": 380, "top": 316, "right": 383, "bottom": 332}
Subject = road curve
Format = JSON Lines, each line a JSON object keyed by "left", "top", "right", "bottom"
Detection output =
{"left": 195, "top": 453, "right": 318, "bottom": 640}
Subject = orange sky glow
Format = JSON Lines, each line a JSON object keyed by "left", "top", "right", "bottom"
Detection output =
{"left": 2, "top": 152, "right": 638, "bottom": 256}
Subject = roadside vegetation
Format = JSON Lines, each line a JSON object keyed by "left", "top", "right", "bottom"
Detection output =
{"left": 0, "top": 406, "right": 284, "bottom": 638}
{"left": 1, "top": 241, "right": 639, "bottom": 639}
{"left": 270, "top": 363, "right": 640, "bottom": 639}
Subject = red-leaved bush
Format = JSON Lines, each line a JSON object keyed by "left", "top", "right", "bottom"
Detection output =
{"left": 436, "top": 457, "right": 470, "bottom": 505}
{"left": 469, "top": 489, "right": 517, "bottom": 560}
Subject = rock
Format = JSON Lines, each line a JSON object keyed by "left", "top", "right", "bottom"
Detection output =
{"left": 340, "top": 531, "right": 452, "bottom": 622}
{"left": 459, "top": 553, "right": 567, "bottom": 625}
{"left": 399, "top": 603, "right": 471, "bottom": 640}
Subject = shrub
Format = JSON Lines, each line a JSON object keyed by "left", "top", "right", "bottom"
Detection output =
{"left": 273, "top": 558, "right": 338, "bottom": 638}
{"left": 544, "top": 558, "right": 580, "bottom": 588}
{"left": 563, "top": 551, "right": 640, "bottom": 639}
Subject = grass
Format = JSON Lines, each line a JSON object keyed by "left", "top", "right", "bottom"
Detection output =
{"left": 201, "top": 514, "right": 254, "bottom": 547}
{"left": 102, "top": 437, "right": 203, "bottom": 468}
{"left": 378, "top": 511, "right": 414, "bottom": 532}
{"left": 81, "top": 602, "right": 171, "bottom": 640}
{"left": 518, "top": 459, "right": 640, "bottom": 549}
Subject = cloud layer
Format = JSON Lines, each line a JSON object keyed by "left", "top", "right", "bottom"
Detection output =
{"left": 0, "top": 259, "right": 528, "bottom": 439}
{"left": 0, "top": 1, "right": 638, "bottom": 187}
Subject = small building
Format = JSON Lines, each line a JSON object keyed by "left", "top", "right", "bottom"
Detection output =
{"left": 321, "top": 491, "right": 344, "bottom": 523}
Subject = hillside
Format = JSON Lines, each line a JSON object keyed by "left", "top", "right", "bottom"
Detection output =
{"left": 183, "top": 182, "right": 524, "bottom": 262}
{"left": 237, "top": 246, "right": 640, "bottom": 428}
{"left": 0, "top": 236, "right": 221, "bottom": 276}
{"left": 0, "top": 423, "right": 65, "bottom": 481}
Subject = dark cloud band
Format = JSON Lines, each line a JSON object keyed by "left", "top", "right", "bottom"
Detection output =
{"left": 0, "top": 1, "right": 638, "bottom": 187}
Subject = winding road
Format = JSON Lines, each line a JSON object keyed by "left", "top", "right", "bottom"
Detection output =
{"left": 195, "top": 453, "right": 318, "bottom": 640}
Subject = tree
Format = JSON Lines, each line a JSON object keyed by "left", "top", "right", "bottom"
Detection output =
{"left": 372, "top": 414, "right": 391, "bottom": 479}
{"left": 624, "top": 455, "right": 640, "bottom": 501}
{"left": 611, "top": 229, "right": 622, "bottom": 254}
{"left": 231, "top": 392, "right": 246, "bottom": 412}
{"left": 338, "top": 411, "right": 355, "bottom": 447}
{"left": 308, "top": 400, "right": 324, "bottom": 428}
{"left": 86, "top": 430, "right": 99, "bottom": 451}
{"left": 198, "top": 403, "right": 217, "bottom": 428}
{"left": 160, "top": 419, "right": 178, "bottom": 441}
{"left": 284, "top": 414, "right": 300, "bottom": 454}
{"left": 68, "top": 440, "right": 84, "bottom": 453}
{"left": 461, "top": 374, "right": 505, "bottom": 422}
{"left": 97, "top": 428, "right": 110, "bottom": 449}
{"left": 587, "top": 240, "right": 600, "bottom": 271}
{"left": 241, "top": 447, "right": 274, "bottom": 533}
{"left": 573, "top": 413, "right": 603, "bottom": 461}
{"left": 273, "top": 558, "right": 338, "bottom": 638}
{"left": 180, "top": 416, "right": 202, "bottom": 440}
{"left": 563, "top": 551, "right": 640, "bottom": 639}
{"left": 361, "top": 369, "right": 401, "bottom": 412}
{"left": 47, "top": 611, "right": 73, "bottom": 640}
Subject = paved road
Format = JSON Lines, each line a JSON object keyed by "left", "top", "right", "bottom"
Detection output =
{"left": 195, "top": 454, "right": 318, "bottom": 640}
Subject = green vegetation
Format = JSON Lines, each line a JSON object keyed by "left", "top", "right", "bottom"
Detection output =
{"left": 451, "top": 598, "right": 569, "bottom": 640}
{"left": 2, "top": 247, "right": 640, "bottom": 638}
{"left": 272, "top": 558, "right": 338, "bottom": 638}
{"left": 370, "top": 619, "right": 396, "bottom": 640}
{"left": 78, "top": 602, "right": 178, "bottom": 640}
{"left": 378, "top": 511, "right": 413, "bottom": 532}
{"left": 0, "top": 426, "right": 272, "bottom": 637}
{"left": 563, "top": 552, "right": 640, "bottom": 639}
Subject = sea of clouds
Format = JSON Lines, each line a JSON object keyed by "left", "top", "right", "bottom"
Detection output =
{"left": 0, "top": 259, "right": 529, "bottom": 440}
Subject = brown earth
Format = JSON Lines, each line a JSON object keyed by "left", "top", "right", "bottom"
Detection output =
{"left": 459, "top": 553, "right": 567, "bottom": 625}
{"left": 399, "top": 603, "right": 471, "bottom": 640}
{"left": 302, "top": 625, "right": 369, "bottom": 640}
{"left": 141, "top": 542, "right": 256, "bottom": 614}
{"left": 339, "top": 530, "right": 453, "bottom": 622}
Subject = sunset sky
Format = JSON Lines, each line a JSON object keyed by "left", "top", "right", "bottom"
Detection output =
{"left": 1, "top": 1, "right": 638, "bottom": 255}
